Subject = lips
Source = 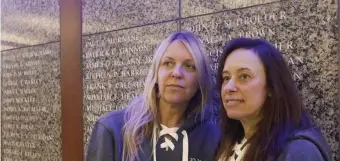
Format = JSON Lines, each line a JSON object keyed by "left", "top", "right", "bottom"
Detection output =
{"left": 166, "top": 84, "right": 184, "bottom": 90}
{"left": 225, "top": 99, "right": 244, "bottom": 106}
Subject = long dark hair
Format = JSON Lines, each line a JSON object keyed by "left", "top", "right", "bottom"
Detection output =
{"left": 216, "top": 38, "right": 314, "bottom": 161}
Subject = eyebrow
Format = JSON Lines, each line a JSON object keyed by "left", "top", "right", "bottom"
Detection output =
{"left": 237, "top": 67, "right": 251, "bottom": 72}
{"left": 164, "top": 56, "right": 174, "bottom": 61}
{"left": 222, "top": 67, "right": 251, "bottom": 75}
{"left": 222, "top": 70, "right": 230, "bottom": 75}
{"left": 164, "top": 56, "right": 194, "bottom": 62}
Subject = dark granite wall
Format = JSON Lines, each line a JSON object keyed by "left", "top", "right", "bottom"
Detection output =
{"left": 1, "top": 0, "right": 61, "bottom": 160}
{"left": 82, "top": 0, "right": 339, "bottom": 160}
{"left": 1, "top": 0, "right": 337, "bottom": 160}
{"left": 1, "top": 43, "right": 62, "bottom": 161}
{"left": 1, "top": 0, "right": 60, "bottom": 50}
{"left": 82, "top": 0, "right": 180, "bottom": 35}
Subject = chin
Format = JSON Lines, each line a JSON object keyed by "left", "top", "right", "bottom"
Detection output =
{"left": 164, "top": 95, "right": 189, "bottom": 104}
{"left": 226, "top": 112, "right": 244, "bottom": 120}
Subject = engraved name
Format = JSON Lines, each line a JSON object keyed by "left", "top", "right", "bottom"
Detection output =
{"left": 3, "top": 88, "right": 36, "bottom": 95}
{"left": 2, "top": 50, "right": 53, "bottom": 61}
{"left": 84, "top": 68, "right": 148, "bottom": 80}
{"left": 2, "top": 70, "right": 38, "bottom": 78}
{"left": 2, "top": 97, "right": 36, "bottom": 104}
{"left": 2, "top": 106, "right": 48, "bottom": 112}
{"left": 84, "top": 56, "right": 153, "bottom": 69}
{"left": 2, "top": 115, "right": 39, "bottom": 122}
{"left": 84, "top": 45, "right": 150, "bottom": 58}
{"left": 85, "top": 92, "right": 139, "bottom": 101}
{"left": 2, "top": 123, "right": 34, "bottom": 130}
{"left": 85, "top": 80, "right": 144, "bottom": 91}
{"left": 3, "top": 140, "right": 36, "bottom": 149}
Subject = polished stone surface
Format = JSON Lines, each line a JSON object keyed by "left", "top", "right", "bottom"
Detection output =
{"left": 1, "top": 0, "right": 59, "bottom": 51}
{"left": 82, "top": 21, "right": 179, "bottom": 150}
{"left": 182, "top": 0, "right": 278, "bottom": 17}
{"left": 1, "top": 43, "right": 61, "bottom": 160}
{"left": 181, "top": 0, "right": 338, "bottom": 159}
{"left": 82, "top": 0, "right": 179, "bottom": 35}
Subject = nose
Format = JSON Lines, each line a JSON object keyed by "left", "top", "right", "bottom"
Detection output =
{"left": 222, "top": 78, "right": 237, "bottom": 93}
{"left": 171, "top": 64, "right": 183, "bottom": 78}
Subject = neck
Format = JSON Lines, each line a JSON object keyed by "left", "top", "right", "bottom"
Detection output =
{"left": 158, "top": 99, "right": 187, "bottom": 127}
{"left": 240, "top": 112, "right": 262, "bottom": 139}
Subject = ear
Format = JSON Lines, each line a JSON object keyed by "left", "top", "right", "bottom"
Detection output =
{"left": 267, "top": 88, "right": 272, "bottom": 98}
{"left": 155, "top": 83, "right": 161, "bottom": 98}
{"left": 268, "top": 91, "right": 272, "bottom": 98}
{"left": 155, "top": 83, "right": 159, "bottom": 92}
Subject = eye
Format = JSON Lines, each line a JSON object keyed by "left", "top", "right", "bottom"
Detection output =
{"left": 163, "top": 61, "right": 174, "bottom": 67}
{"left": 222, "top": 76, "right": 231, "bottom": 82}
{"left": 239, "top": 73, "right": 251, "bottom": 80}
{"left": 185, "top": 63, "right": 196, "bottom": 70}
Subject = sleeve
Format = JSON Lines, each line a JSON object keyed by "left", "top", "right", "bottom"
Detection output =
{"left": 281, "top": 139, "right": 325, "bottom": 161}
{"left": 85, "top": 121, "right": 115, "bottom": 161}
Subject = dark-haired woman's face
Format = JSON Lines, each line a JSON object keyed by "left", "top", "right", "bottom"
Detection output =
{"left": 221, "top": 48, "right": 269, "bottom": 121}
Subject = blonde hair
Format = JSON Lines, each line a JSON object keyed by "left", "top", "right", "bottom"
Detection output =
{"left": 122, "top": 32, "right": 214, "bottom": 161}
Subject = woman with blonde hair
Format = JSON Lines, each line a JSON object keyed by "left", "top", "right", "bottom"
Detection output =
{"left": 86, "top": 32, "right": 220, "bottom": 161}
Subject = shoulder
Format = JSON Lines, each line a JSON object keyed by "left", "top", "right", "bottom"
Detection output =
{"left": 96, "top": 109, "right": 126, "bottom": 132}
{"left": 286, "top": 139, "right": 323, "bottom": 155}
{"left": 280, "top": 139, "right": 324, "bottom": 161}
{"left": 202, "top": 121, "right": 221, "bottom": 132}
{"left": 194, "top": 108, "right": 221, "bottom": 134}
{"left": 98, "top": 109, "right": 126, "bottom": 122}
{"left": 278, "top": 128, "right": 331, "bottom": 161}
{"left": 86, "top": 110, "right": 126, "bottom": 161}
{"left": 197, "top": 121, "right": 221, "bottom": 141}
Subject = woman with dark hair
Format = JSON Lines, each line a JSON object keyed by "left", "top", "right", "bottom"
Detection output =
{"left": 216, "top": 38, "right": 331, "bottom": 161}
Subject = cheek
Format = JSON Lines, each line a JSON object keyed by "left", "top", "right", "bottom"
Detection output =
{"left": 157, "top": 69, "right": 168, "bottom": 81}
{"left": 157, "top": 70, "right": 168, "bottom": 88}
{"left": 187, "top": 74, "right": 199, "bottom": 89}
{"left": 244, "top": 84, "right": 267, "bottom": 109}
{"left": 221, "top": 83, "right": 227, "bottom": 96}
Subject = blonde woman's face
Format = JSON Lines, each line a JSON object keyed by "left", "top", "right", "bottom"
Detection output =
{"left": 157, "top": 40, "right": 199, "bottom": 105}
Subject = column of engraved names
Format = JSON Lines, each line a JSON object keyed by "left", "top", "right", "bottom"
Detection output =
{"left": 1, "top": 50, "right": 58, "bottom": 161}
{"left": 184, "top": 10, "right": 304, "bottom": 81}
{"left": 83, "top": 35, "right": 154, "bottom": 143}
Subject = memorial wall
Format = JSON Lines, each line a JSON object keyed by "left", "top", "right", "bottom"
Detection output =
{"left": 1, "top": 0, "right": 61, "bottom": 160}
{"left": 1, "top": 43, "right": 62, "bottom": 160}
{"left": 0, "top": 0, "right": 338, "bottom": 160}
{"left": 82, "top": 0, "right": 339, "bottom": 160}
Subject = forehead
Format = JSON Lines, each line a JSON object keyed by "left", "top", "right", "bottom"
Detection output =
{"left": 162, "top": 40, "right": 193, "bottom": 60}
{"left": 224, "top": 48, "right": 265, "bottom": 72}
